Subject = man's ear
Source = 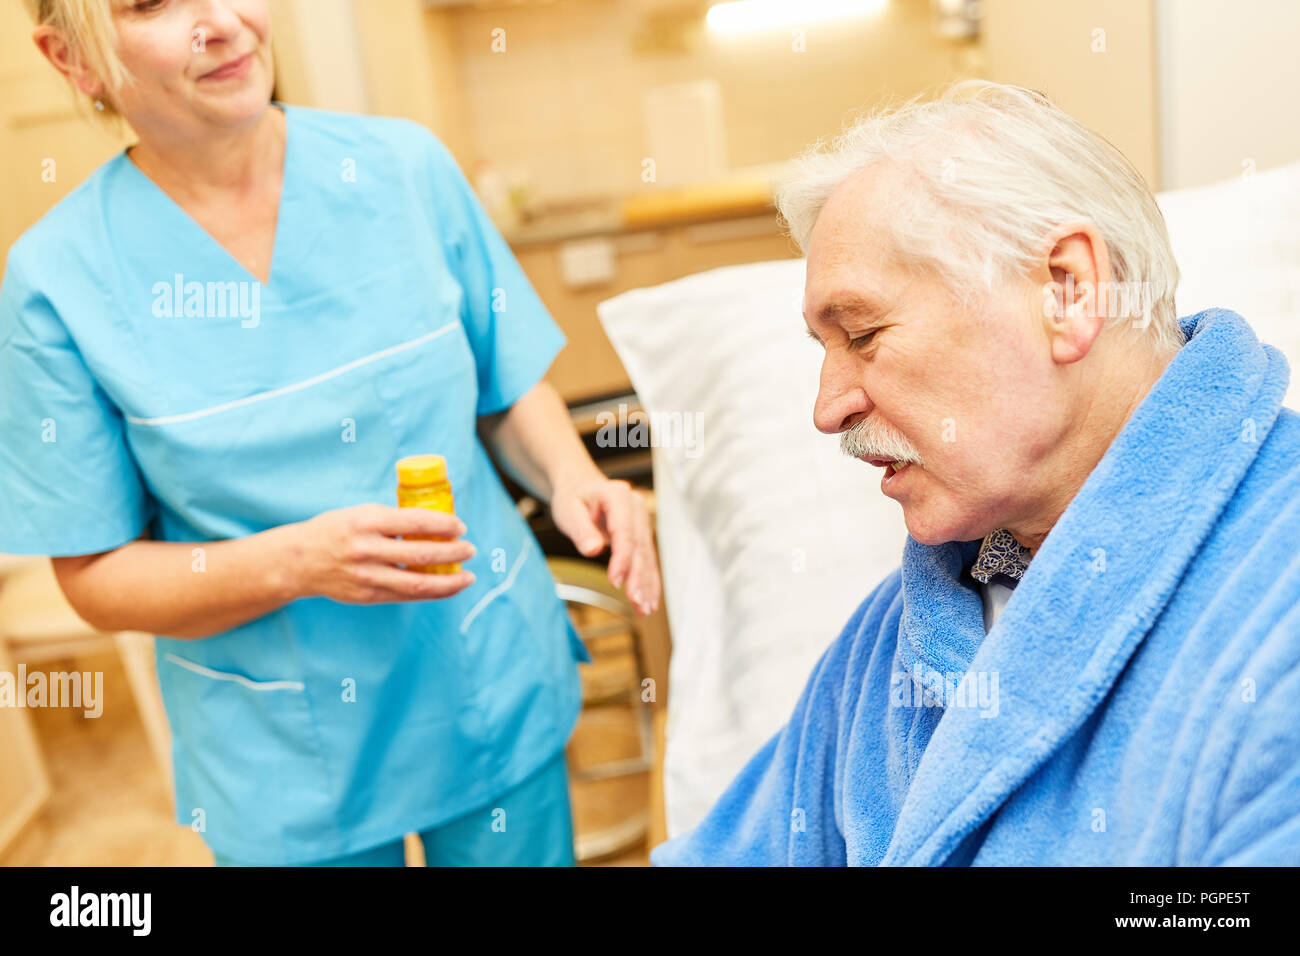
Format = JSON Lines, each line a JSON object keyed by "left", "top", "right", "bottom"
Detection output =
{"left": 32, "top": 26, "right": 105, "bottom": 99}
{"left": 1035, "top": 221, "right": 1112, "bottom": 365}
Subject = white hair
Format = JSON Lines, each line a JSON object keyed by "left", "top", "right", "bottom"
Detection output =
{"left": 776, "top": 81, "right": 1184, "bottom": 354}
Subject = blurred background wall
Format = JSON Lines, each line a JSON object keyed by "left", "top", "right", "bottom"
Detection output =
{"left": 7, "top": 0, "right": 1299, "bottom": 284}
{"left": 7, "top": 0, "right": 1300, "bottom": 243}
{"left": 1155, "top": 0, "right": 1300, "bottom": 189}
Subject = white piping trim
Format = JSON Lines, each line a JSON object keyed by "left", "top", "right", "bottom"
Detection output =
{"left": 459, "top": 541, "right": 530, "bottom": 635}
{"left": 126, "top": 322, "right": 459, "bottom": 426}
{"left": 164, "top": 652, "right": 305, "bottom": 692}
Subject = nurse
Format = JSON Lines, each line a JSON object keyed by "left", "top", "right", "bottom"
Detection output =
{"left": 2, "top": 0, "right": 660, "bottom": 866}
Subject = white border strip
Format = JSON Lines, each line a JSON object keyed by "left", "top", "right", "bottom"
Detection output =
{"left": 164, "top": 652, "right": 305, "bottom": 692}
{"left": 459, "top": 541, "right": 530, "bottom": 635}
{"left": 126, "top": 322, "right": 459, "bottom": 427}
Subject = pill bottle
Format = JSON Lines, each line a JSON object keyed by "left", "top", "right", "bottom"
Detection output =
{"left": 395, "top": 454, "right": 460, "bottom": 574}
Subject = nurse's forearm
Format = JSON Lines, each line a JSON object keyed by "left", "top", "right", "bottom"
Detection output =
{"left": 51, "top": 523, "right": 305, "bottom": 640}
{"left": 481, "top": 381, "right": 603, "bottom": 502}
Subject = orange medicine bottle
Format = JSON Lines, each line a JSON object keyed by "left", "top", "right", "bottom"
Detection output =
{"left": 395, "top": 454, "right": 461, "bottom": 574}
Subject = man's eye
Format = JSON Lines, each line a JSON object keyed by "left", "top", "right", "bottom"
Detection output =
{"left": 847, "top": 330, "right": 878, "bottom": 350}
{"left": 134, "top": 0, "right": 165, "bottom": 11}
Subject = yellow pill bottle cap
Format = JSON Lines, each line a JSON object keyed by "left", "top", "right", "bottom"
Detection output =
{"left": 395, "top": 454, "right": 448, "bottom": 487}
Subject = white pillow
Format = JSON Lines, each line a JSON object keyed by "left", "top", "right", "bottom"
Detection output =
{"left": 598, "top": 259, "right": 909, "bottom": 836}
{"left": 1157, "top": 159, "right": 1300, "bottom": 408}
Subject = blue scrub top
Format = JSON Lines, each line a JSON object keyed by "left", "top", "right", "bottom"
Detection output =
{"left": 0, "top": 104, "right": 590, "bottom": 864}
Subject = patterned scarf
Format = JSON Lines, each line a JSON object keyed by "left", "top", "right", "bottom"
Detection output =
{"left": 969, "top": 528, "right": 1034, "bottom": 587}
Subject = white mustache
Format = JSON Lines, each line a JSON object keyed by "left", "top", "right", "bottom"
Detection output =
{"left": 840, "top": 415, "right": 924, "bottom": 466}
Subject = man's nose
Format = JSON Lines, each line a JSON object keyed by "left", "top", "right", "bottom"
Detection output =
{"left": 813, "top": 357, "right": 870, "bottom": 435}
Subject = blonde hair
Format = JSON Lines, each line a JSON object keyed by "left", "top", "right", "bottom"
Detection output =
{"left": 776, "top": 81, "right": 1184, "bottom": 354}
{"left": 25, "top": 0, "right": 134, "bottom": 126}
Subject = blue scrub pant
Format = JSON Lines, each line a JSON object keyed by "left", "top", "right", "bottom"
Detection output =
{"left": 212, "top": 751, "right": 575, "bottom": 867}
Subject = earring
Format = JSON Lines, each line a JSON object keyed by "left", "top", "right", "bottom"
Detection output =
{"left": 93, "top": 97, "right": 105, "bottom": 112}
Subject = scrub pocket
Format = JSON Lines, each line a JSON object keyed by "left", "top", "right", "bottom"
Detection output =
{"left": 161, "top": 652, "right": 334, "bottom": 847}
{"left": 452, "top": 537, "right": 584, "bottom": 739}
{"left": 502, "top": 562, "right": 588, "bottom": 716}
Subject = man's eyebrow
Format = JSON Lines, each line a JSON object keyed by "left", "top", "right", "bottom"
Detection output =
{"left": 816, "top": 296, "right": 890, "bottom": 326}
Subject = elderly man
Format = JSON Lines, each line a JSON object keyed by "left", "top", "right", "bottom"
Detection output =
{"left": 651, "top": 82, "right": 1300, "bottom": 866}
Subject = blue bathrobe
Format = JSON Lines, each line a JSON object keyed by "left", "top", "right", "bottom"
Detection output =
{"left": 652, "top": 308, "right": 1300, "bottom": 866}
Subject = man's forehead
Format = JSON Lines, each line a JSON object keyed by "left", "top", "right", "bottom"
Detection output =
{"left": 815, "top": 164, "right": 899, "bottom": 235}
{"left": 804, "top": 206, "right": 897, "bottom": 315}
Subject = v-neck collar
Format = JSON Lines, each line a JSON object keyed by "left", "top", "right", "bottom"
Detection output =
{"left": 118, "top": 101, "right": 294, "bottom": 288}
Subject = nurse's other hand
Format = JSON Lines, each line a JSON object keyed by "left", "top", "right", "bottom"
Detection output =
{"left": 294, "top": 503, "right": 477, "bottom": 604}
{"left": 550, "top": 477, "right": 661, "bottom": 616}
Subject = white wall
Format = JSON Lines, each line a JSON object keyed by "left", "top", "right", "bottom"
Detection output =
{"left": 1157, "top": 0, "right": 1300, "bottom": 189}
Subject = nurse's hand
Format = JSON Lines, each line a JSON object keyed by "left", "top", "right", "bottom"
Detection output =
{"left": 294, "top": 504, "right": 477, "bottom": 604}
{"left": 550, "top": 477, "right": 661, "bottom": 616}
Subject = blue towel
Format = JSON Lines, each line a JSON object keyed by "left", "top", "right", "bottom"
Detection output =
{"left": 651, "top": 308, "right": 1300, "bottom": 866}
